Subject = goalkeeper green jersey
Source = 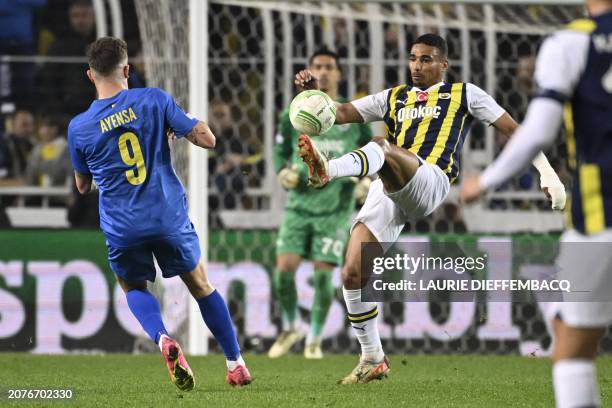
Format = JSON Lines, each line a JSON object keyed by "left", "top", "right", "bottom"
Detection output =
{"left": 273, "top": 102, "right": 372, "bottom": 215}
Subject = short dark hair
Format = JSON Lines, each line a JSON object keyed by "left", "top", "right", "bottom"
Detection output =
{"left": 86, "top": 37, "right": 128, "bottom": 76}
{"left": 308, "top": 49, "right": 342, "bottom": 71}
{"left": 413, "top": 34, "right": 448, "bottom": 57}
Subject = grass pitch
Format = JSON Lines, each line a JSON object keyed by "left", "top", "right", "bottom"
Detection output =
{"left": 1, "top": 353, "right": 612, "bottom": 407}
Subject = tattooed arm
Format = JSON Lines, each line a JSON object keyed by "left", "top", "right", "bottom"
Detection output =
{"left": 184, "top": 121, "right": 216, "bottom": 149}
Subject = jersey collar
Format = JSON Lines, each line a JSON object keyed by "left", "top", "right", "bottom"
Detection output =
{"left": 93, "top": 89, "right": 128, "bottom": 104}
{"left": 411, "top": 81, "right": 445, "bottom": 92}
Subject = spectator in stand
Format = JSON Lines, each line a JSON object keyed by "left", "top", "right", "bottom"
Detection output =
{"left": 208, "top": 100, "right": 247, "bottom": 214}
{"left": 0, "top": 109, "right": 36, "bottom": 185}
{"left": 39, "top": 0, "right": 96, "bottom": 115}
{"left": 207, "top": 99, "right": 263, "bottom": 224}
{"left": 517, "top": 54, "right": 537, "bottom": 96}
{"left": 128, "top": 46, "right": 147, "bottom": 89}
{"left": 0, "top": 0, "right": 46, "bottom": 108}
{"left": 24, "top": 115, "right": 72, "bottom": 187}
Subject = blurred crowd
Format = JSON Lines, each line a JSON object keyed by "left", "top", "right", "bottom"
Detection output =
{"left": 0, "top": 0, "right": 142, "bottom": 111}
{"left": 0, "top": 0, "right": 144, "bottom": 227}
{"left": 0, "top": 0, "right": 270, "bottom": 229}
{"left": 0, "top": 2, "right": 568, "bottom": 231}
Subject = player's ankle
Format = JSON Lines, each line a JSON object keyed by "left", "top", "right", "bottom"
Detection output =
{"left": 227, "top": 355, "right": 246, "bottom": 371}
{"left": 361, "top": 348, "right": 384, "bottom": 363}
{"left": 157, "top": 333, "right": 170, "bottom": 352}
{"left": 283, "top": 321, "right": 297, "bottom": 332}
{"left": 306, "top": 334, "right": 321, "bottom": 345}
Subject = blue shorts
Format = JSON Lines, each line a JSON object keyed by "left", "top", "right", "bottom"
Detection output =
{"left": 107, "top": 229, "right": 201, "bottom": 282}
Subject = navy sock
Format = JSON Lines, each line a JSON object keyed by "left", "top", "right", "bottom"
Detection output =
{"left": 196, "top": 290, "right": 240, "bottom": 360}
{"left": 126, "top": 289, "right": 168, "bottom": 344}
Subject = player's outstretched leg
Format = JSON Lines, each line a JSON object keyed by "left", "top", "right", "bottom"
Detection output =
{"left": 552, "top": 317, "right": 604, "bottom": 408}
{"left": 118, "top": 278, "right": 195, "bottom": 391}
{"left": 269, "top": 254, "right": 304, "bottom": 358}
{"left": 181, "top": 262, "right": 253, "bottom": 387}
{"left": 338, "top": 224, "right": 390, "bottom": 384}
{"left": 298, "top": 134, "right": 385, "bottom": 188}
{"left": 338, "top": 145, "right": 420, "bottom": 383}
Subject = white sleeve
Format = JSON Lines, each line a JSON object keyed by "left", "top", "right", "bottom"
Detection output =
{"left": 465, "top": 83, "right": 506, "bottom": 126}
{"left": 480, "top": 98, "right": 563, "bottom": 190}
{"left": 350, "top": 89, "right": 391, "bottom": 123}
{"left": 534, "top": 30, "right": 589, "bottom": 102}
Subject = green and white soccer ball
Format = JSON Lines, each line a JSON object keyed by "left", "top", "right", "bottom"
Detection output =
{"left": 289, "top": 90, "right": 337, "bottom": 136}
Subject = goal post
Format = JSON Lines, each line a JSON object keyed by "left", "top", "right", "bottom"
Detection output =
{"left": 134, "top": 0, "right": 209, "bottom": 355}
{"left": 188, "top": 0, "right": 210, "bottom": 356}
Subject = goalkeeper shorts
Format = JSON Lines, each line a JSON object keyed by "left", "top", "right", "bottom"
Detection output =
{"left": 276, "top": 209, "right": 352, "bottom": 265}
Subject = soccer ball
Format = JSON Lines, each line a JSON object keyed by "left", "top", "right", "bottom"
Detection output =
{"left": 289, "top": 90, "right": 336, "bottom": 136}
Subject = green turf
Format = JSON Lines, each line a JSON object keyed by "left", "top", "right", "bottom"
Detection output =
{"left": 1, "top": 354, "right": 611, "bottom": 407}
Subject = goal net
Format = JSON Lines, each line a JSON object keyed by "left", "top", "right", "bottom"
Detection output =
{"left": 133, "top": 1, "right": 603, "bottom": 356}
{"left": 136, "top": 0, "right": 583, "bottom": 232}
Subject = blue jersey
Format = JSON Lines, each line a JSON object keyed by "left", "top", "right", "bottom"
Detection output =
{"left": 535, "top": 13, "right": 612, "bottom": 234}
{"left": 68, "top": 88, "right": 198, "bottom": 247}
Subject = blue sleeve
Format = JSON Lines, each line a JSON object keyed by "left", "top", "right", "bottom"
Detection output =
{"left": 158, "top": 89, "right": 198, "bottom": 138}
{"left": 67, "top": 125, "right": 90, "bottom": 175}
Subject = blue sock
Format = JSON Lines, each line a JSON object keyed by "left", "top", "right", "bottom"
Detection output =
{"left": 126, "top": 289, "right": 168, "bottom": 344}
{"left": 196, "top": 290, "right": 240, "bottom": 360}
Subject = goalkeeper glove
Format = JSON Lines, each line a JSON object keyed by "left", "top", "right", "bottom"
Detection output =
{"left": 278, "top": 164, "right": 300, "bottom": 189}
{"left": 532, "top": 152, "right": 566, "bottom": 211}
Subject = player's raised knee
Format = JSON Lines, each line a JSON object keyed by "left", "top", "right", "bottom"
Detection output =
{"left": 372, "top": 136, "right": 390, "bottom": 150}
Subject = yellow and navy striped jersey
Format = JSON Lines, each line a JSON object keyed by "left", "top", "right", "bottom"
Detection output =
{"left": 535, "top": 13, "right": 612, "bottom": 234}
{"left": 354, "top": 81, "right": 504, "bottom": 184}
{"left": 384, "top": 82, "right": 472, "bottom": 183}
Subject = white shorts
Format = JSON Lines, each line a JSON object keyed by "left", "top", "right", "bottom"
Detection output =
{"left": 351, "top": 158, "right": 450, "bottom": 246}
{"left": 549, "top": 229, "right": 612, "bottom": 328}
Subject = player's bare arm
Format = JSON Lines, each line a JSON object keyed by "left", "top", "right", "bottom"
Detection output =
{"left": 184, "top": 121, "right": 216, "bottom": 149}
{"left": 335, "top": 103, "right": 365, "bottom": 124}
{"left": 294, "top": 69, "right": 364, "bottom": 124}
{"left": 482, "top": 109, "right": 565, "bottom": 208}
{"left": 491, "top": 111, "right": 561, "bottom": 203}
{"left": 462, "top": 99, "right": 566, "bottom": 207}
{"left": 74, "top": 171, "right": 93, "bottom": 194}
{"left": 491, "top": 112, "right": 519, "bottom": 138}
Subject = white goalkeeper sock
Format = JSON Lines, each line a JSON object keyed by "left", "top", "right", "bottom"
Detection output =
{"left": 553, "top": 359, "right": 601, "bottom": 408}
{"left": 343, "top": 287, "right": 384, "bottom": 362}
{"left": 329, "top": 142, "right": 384, "bottom": 180}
